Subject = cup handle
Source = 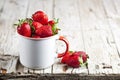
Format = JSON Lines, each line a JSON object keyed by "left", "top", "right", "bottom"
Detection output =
{"left": 57, "top": 36, "right": 69, "bottom": 58}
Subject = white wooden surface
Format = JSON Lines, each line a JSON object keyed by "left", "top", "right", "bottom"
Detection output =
{"left": 0, "top": 0, "right": 120, "bottom": 74}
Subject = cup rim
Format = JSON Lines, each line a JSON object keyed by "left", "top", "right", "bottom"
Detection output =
{"left": 18, "top": 33, "right": 59, "bottom": 40}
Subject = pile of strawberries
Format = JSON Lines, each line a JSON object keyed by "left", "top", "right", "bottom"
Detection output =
{"left": 59, "top": 51, "right": 88, "bottom": 68}
{"left": 15, "top": 10, "right": 60, "bottom": 38}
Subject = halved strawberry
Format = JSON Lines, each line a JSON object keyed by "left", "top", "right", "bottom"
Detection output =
{"left": 32, "top": 11, "right": 48, "bottom": 25}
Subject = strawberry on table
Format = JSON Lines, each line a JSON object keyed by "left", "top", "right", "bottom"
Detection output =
{"left": 32, "top": 11, "right": 48, "bottom": 25}
{"left": 67, "top": 55, "right": 80, "bottom": 68}
{"left": 61, "top": 51, "right": 72, "bottom": 64}
{"left": 61, "top": 51, "right": 88, "bottom": 68}
{"left": 73, "top": 51, "right": 88, "bottom": 63}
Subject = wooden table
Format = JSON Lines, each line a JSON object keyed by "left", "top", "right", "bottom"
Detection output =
{"left": 0, "top": 0, "right": 120, "bottom": 79}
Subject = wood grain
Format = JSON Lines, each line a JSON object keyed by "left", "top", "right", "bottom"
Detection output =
{"left": 0, "top": 0, "right": 120, "bottom": 76}
{"left": 0, "top": 73, "right": 120, "bottom": 80}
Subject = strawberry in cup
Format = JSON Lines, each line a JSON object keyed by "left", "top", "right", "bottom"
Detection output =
{"left": 15, "top": 10, "right": 88, "bottom": 69}
{"left": 15, "top": 10, "right": 69, "bottom": 69}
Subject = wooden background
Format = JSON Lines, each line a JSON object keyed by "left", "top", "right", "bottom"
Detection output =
{"left": 0, "top": 0, "right": 120, "bottom": 79}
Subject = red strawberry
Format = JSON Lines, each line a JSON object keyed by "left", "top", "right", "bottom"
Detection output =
{"left": 48, "top": 20, "right": 55, "bottom": 27}
{"left": 17, "top": 26, "right": 22, "bottom": 35}
{"left": 67, "top": 55, "right": 80, "bottom": 68}
{"left": 61, "top": 51, "right": 88, "bottom": 68}
{"left": 35, "top": 25, "right": 53, "bottom": 38}
{"left": 17, "top": 22, "right": 31, "bottom": 37}
{"left": 48, "top": 19, "right": 60, "bottom": 35}
{"left": 32, "top": 21, "right": 43, "bottom": 30}
{"left": 32, "top": 11, "right": 48, "bottom": 25}
{"left": 32, "top": 21, "right": 43, "bottom": 35}
{"left": 73, "top": 51, "right": 88, "bottom": 63}
{"left": 61, "top": 51, "right": 72, "bottom": 64}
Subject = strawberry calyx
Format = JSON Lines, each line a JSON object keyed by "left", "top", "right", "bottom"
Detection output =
{"left": 26, "top": 18, "right": 35, "bottom": 33}
{"left": 15, "top": 18, "right": 35, "bottom": 34}
{"left": 51, "top": 18, "right": 61, "bottom": 35}
{"left": 79, "top": 56, "right": 83, "bottom": 64}
{"left": 60, "top": 51, "right": 89, "bottom": 68}
{"left": 14, "top": 19, "right": 26, "bottom": 27}
{"left": 79, "top": 56, "right": 88, "bottom": 67}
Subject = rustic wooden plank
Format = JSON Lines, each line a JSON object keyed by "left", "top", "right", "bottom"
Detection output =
{"left": 53, "top": 0, "right": 87, "bottom": 74}
{"left": 0, "top": 55, "right": 18, "bottom": 73}
{"left": 0, "top": 73, "right": 120, "bottom": 80}
{"left": 0, "top": 0, "right": 29, "bottom": 56}
{"left": 107, "top": 18, "right": 120, "bottom": 74}
{"left": 113, "top": 0, "right": 120, "bottom": 16}
{"left": 0, "top": 0, "right": 6, "bottom": 55}
{"left": 102, "top": 0, "right": 118, "bottom": 18}
{"left": 16, "top": 59, "right": 25, "bottom": 74}
{"left": 102, "top": 0, "right": 120, "bottom": 74}
{"left": 78, "top": 0, "right": 120, "bottom": 74}
{"left": 0, "top": 0, "right": 6, "bottom": 15}
{"left": 0, "top": 0, "right": 119, "bottom": 75}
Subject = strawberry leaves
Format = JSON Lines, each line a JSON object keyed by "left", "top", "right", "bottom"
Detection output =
{"left": 14, "top": 19, "right": 26, "bottom": 27}
{"left": 48, "top": 18, "right": 61, "bottom": 35}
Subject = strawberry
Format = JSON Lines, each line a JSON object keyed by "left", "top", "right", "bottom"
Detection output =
{"left": 61, "top": 51, "right": 88, "bottom": 68}
{"left": 61, "top": 51, "right": 72, "bottom": 64}
{"left": 32, "top": 21, "right": 43, "bottom": 30}
{"left": 48, "top": 19, "right": 60, "bottom": 35}
{"left": 35, "top": 25, "right": 53, "bottom": 38}
{"left": 67, "top": 55, "right": 80, "bottom": 68}
{"left": 48, "top": 20, "right": 55, "bottom": 27}
{"left": 17, "top": 26, "right": 22, "bottom": 35}
{"left": 15, "top": 11, "right": 60, "bottom": 38}
{"left": 32, "top": 21, "right": 43, "bottom": 35}
{"left": 73, "top": 51, "right": 88, "bottom": 63}
{"left": 32, "top": 11, "right": 48, "bottom": 25}
{"left": 15, "top": 19, "right": 33, "bottom": 37}
{"left": 17, "top": 22, "right": 31, "bottom": 37}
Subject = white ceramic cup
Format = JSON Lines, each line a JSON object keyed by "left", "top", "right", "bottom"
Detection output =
{"left": 18, "top": 34, "right": 69, "bottom": 69}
